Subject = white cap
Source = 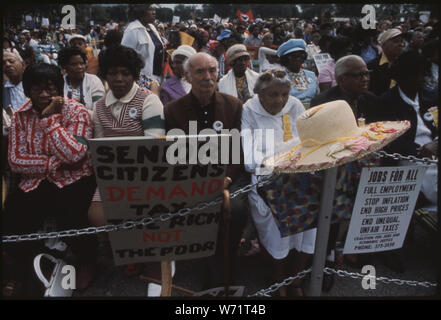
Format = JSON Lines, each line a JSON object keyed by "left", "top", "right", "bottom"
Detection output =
{"left": 171, "top": 45, "right": 197, "bottom": 62}
{"left": 379, "top": 28, "right": 402, "bottom": 46}
{"left": 68, "top": 34, "right": 87, "bottom": 44}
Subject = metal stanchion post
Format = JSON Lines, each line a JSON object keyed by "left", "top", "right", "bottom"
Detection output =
{"left": 308, "top": 166, "right": 338, "bottom": 296}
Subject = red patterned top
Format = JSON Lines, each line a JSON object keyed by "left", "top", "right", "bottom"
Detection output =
{"left": 8, "top": 99, "right": 94, "bottom": 192}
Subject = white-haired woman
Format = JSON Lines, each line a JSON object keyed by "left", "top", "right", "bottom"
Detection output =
{"left": 241, "top": 69, "right": 316, "bottom": 297}
{"left": 160, "top": 45, "right": 196, "bottom": 105}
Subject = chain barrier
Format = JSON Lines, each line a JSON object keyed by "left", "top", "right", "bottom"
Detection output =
{"left": 2, "top": 150, "right": 437, "bottom": 294}
{"left": 323, "top": 267, "right": 437, "bottom": 288}
{"left": 248, "top": 268, "right": 312, "bottom": 297}
{"left": 1, "top": 150, "right": 436, "bottom": 243}
{"left": 248, "top": 267, "right": 437, "bottom": 297}
{"left": 2, "top": 174, "right": 275, "bottom": 243}
{"left": 372, "top": 151, "right": 438, "bottom": 166}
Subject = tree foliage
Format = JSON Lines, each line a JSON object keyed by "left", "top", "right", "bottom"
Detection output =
{"left": 3, "top": 4, "right": 438, "bottom": 28}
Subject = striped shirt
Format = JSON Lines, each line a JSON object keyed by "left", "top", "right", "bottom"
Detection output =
{"left": 8, "top": 99, "right": 93, "bottom": 192}
{"left": 93, "top": 83, "right": 165, "bottom": 138}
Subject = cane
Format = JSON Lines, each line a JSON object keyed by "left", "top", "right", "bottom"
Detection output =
{"left": 222, "top": 177, "right": 232, "bottom": 298}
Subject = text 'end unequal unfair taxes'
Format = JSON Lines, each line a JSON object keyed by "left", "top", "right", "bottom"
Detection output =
{"left": 343, "top": 165, "right": 427, "bottom": 255}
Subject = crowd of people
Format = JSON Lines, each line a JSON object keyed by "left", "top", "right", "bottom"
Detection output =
{"left": 2, "top": 3, "right": 438, "bottom": 298}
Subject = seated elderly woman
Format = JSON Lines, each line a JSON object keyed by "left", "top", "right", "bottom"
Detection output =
{"left": 91, "top": 44, "right": 165, "bottom": 221}
{"left": 277, "top": 39, "right": 319, "bottom": 107}
{"left": 92, "top": 45, "right": 166, "bottom": 279}
{"left": 57, "top": 46, "right": 105, "bottom": 113}
{"left": 3, "top": 63, "right": 98, "bottom": 296}
{"left": 241, "top": 69, "right": 316, "bottom": 297}
{"left": 160, "top": 45, "right": 197, "bottom": 106}
{"left": 218, "top": 44, "right": 259, "bottom": 103}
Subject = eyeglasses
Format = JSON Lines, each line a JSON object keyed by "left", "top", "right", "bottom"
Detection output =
{"left": 260, "top": 69, "right": 287, "bottom": 81}
{"left": 344, "top": 70, "right": 372, "bottom": 80}
{"left": 288, "top": 53, "right": 305, "bottom": 60}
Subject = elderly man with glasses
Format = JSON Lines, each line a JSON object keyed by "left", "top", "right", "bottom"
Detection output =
{"left": 310, "top": 54, "right": 382, "bottom": 293}
{"left": 311, "top": 55, "right": 379, "bottom": 121}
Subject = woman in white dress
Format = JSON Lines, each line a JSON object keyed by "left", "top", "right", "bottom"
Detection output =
{"left": 241, "top": 69, "right": 317, "bottom": 296}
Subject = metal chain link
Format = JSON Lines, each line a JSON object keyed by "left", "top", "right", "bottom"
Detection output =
{"left": 249, "top": 266, "right": 436, "bottom": 297}
{"left": 323, "top": 267, "right": 437, "bottom": 288}
{"left": 248, "top": 268, "right": 312, "bottom": 297}
{"left": 4, "top": 150, "right": 433, "bottom": 242}
{"left": 373, "top": 151, "right": 438, "bottom": 166}
{"left": 2, "top": 174, "right": 275, "bottom": 243}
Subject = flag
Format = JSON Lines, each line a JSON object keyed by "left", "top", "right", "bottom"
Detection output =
{"left": 179, "top": 32, "right": 195, "bottom": 46}
{"left": 162, "top": 54, "right": 174, "bottom": 78}
{"left": 237, "top": 10, "right": 254, "bottom": 23}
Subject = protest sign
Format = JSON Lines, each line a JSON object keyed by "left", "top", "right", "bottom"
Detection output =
{"left": 419, "top": 11, "right": 431, "bottom": 24}
{"left": 343, "top": 166, "right": 426, "bottom": 254}
{"left": 41, "top": 18, "right": 49, "bottom": 27}
{"left": 89, "top": 136, "right": 227, "bottom": 265}
{"left": 172, "top": 16, "right": 180, "bottom": 24}
{"left": 313, "top": 53, "right": 333, "bottom": 74}
{"left": 213, "top": 14, "right": 221, "bottom": 24}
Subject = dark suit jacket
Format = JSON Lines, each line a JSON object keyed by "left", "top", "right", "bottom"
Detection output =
{"left": 164, "top": 91, "right": 244, "bottom": 181}
{"left": 379, "top": 86, "right": 438, "bottom": 158}
{"left": 160, "top": 76, "right": 187, "bottom": 106}
{"left": 310, "top": 85, "right": 381, "bottom": 123}
{"left": 367, "top": 56, "right": 394, "bottom": 97}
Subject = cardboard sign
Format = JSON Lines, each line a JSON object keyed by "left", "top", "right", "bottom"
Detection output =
{"left": 89, "top": 136, "right": 227, "bottom": 265}
{"left": 419, "top": 11, "right": 431, "bottom": 24}
{"left": 343, "top": 166, "right": 426, "bottom": 254}
{"left": 172, "top": 16, "right": 180, "bottom": 24}
{"left": 213, "top": 14, "right": 221, "bottom": 24}
{"left": 41, "top": 18, "right": 49, "bottom": 27}
{"left": 313, "top": 53, "right": 333, "bottom": 74}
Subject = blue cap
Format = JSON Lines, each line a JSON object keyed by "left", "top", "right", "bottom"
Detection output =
{"left": 277, "top": 39, "right": 307, "bottom": 57}
{"left": 216, "top": 29, "right": 232, "bottom": 41}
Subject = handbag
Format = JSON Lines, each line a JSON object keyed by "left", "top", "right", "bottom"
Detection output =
{"left": 33, "top": 254, "right": 73, "bottom": 297}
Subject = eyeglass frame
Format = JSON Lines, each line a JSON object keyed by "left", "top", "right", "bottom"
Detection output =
{"left": 343, "top": 70, "right": 372, "bottom": 80}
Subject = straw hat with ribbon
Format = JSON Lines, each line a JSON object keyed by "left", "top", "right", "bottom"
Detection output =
{"left": 263, "top": 100, "right": 410, "bottom": 173}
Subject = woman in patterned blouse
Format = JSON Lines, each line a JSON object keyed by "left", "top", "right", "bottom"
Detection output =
{"left": 3, "top": 63, "right": 98, "bottom": 296}
{"left": 277, "top": 39, "right": 319, "bottom": 107}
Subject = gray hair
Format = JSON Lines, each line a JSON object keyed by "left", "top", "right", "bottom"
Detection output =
{"left": 253, "top": 70, "right": 291, "bottom": 94}
{"left": 183, "top": 52, "right": 219, "bottom": 81}
{"left": 3, "top": 50, "right": 23, "bottom": 63}
{"left": 335, "top": 55, "right": 366, "bottom": 80}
